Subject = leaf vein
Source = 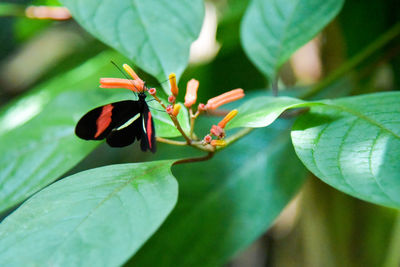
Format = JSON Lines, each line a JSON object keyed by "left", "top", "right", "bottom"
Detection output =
{"left": 368, "top": 130, "right": 396, "bottom": 203}
{"left": 337, "top": 118, "right": 359, "bottom": 193}
{"left": 326, "top": 103, "right": 400, "bottom": 139}
{"left": 47, "top": 163, "right": 167, "bottom": 261}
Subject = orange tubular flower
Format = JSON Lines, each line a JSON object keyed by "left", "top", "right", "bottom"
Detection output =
{"left": 169, "top": 73, "right": 179, "bottom": 96}
{"left": 205, "top": 89, "right": 244, "bottom": 110}
{"left": 211, "top": 140, "right": 227, "bottom": 147}
{"left": 184, "top": 79, "right": 199, "bottom": 108}
{"left": 218, "top": 109, "right": 238, "bottom": 128}
{"left": 172, "top": 104, "right": 182, "bottom": 117}
{"left": 100, "top": 78, "right": 144, "bottom": 92}
{"left": 123, "top": 64, "right": 142, "bottom": 82}
{"left": 25, "top": 6, "right": 71, "bottom": 20}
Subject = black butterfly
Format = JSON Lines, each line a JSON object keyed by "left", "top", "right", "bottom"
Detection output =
{"left": 75, "top": 92, "right": 156, "bottom": 153}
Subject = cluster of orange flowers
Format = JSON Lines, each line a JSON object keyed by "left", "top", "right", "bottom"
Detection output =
{"left": 99, "top": 64, "right": 244, "bottom": 147}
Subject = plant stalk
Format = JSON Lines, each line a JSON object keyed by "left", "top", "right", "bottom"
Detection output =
{"left": 383, "top": 212, "right": 400, "bottom": 267}
{"left": 156, "top": 137, "right": 186, "bottom": 146}
{"left": 173, "top": 152, "right": 215, "bottom": 165}
{"left": 152, "top": 94, "right": 192, "bottom": 144}
{"left": 301, "top": 22, "right": 400, "bottom": 99}
{"left": 218, "top": 127, "right": 254, "bottom": 150}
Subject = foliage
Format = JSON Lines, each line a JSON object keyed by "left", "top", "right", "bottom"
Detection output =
{"left": 0, "top": 0, "right": 399, "bottom": 266}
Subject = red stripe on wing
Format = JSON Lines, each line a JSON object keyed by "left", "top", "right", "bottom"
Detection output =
{"left": 146, "top": 111, "right": 153, "bottom": 149}
{"left": 95, "top": 104, "right": 113, "bottom": 138}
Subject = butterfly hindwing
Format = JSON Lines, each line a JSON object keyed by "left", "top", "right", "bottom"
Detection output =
{"left": 75, "top": 100, "right": 140, "bottom": 140}
{"left": 75, "top": 94, "right": 156, "bottom": 152}
{"left": 140, "top": 103, "right": 156, "bottom": 153}
{"left": 106, "top": 112, "right": 143, "bottom": 147}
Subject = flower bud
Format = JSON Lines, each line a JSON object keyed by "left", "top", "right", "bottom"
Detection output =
{"left": 169, "top": 73, "right": 179, "bottom": 96}
{"left": 166, "top": 105, "right": 173, "bottom": 114}
{"left": 148, "top": 88, "right": 157, "bottom": 95}
{"left": 168, "top": 95, "right": 176, "bottom": 104}
{"left": 210, "top": 125, "right": 225, "bottom": 138}
{"left": 123, "top": 63, "right": 141, "bottom": 81}
{"left": 172, "top": 104, "right": 181, "bottom": 117}
{"left": 203, "top": 135, "right": 212, "bottom": 144}
{"left": 211, "top": 140, "right": 227, "bottom": 147}
{"left": 206, "top": 89, "right": 244, "bottom": 110}
{"left": 184, "top": 79, "right": 199, "bottom": 108}
{"left": 218, "top": 109, "right": 238, "bottom": 128}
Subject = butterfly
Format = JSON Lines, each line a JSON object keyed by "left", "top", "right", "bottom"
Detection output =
{"left": 75, "top": 91, "right": 156, "bottom": 153}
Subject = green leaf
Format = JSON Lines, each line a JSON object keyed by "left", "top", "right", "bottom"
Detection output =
{"left": 59, "top": 0, "right": 204, "bottom": 88}
{"left": 292, "top": 92, "right": 400, "bottom": 209}
{"left": 0, "top": 52, "right": 188, "bottom": 213}
{"left": 128, "top": 122, "right": 307, "bottom": 266}
{"left": 241, "top": 0, "right": 344, "bottom": 80}
{"left": 227, "top": 95, "right": 308, "bottom": 129}
{"left": 222, "top": 92, "right": 400, "bottom": 208}
{"left": 0, "top": 161, "right": 177, "bottom": 267}
{"left": 148, "top": 100, "right": 190, "bottom": 137}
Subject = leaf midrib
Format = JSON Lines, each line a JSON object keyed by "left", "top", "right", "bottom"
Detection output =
{"left": 325, "top": 102, "right": 400, "bottom": 139}
{"left": 130, "top": 0, "right": 165, "bottom": 79}
{"left": 46, "top": 163, "right": 169, "bottom": 262}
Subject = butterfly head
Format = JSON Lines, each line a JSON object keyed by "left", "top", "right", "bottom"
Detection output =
{"left": 138, "top": 92, "right": 147, "bottom": 101}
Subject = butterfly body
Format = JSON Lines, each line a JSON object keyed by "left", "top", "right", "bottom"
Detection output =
{"left": 75, "top": 92, "right": 156, "bottom": 153}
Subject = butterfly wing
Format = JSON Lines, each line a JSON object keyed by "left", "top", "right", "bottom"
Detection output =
{"left": 75, "top": 100, "right": 140, "bottom": 141}
{"left": 105, "top": 113, "right": 143, "bottom": 147}
{"left": 139, "top": 103, "right": 156, "bottom": 153}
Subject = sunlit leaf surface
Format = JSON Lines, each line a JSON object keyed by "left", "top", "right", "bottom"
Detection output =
{"left": 0, "top": 52, "right": 188, "bottom": 213}
{"left": 129, "top": 122, "right": 307, "bottom": 266}
{"left": 292, "top": 92, "right": 400, "bottom": 209}
{"left": 241, "top": 0, "right": 344, "bottom": 80}
{"left": 0, "top": 161, "right": 177, "bottom": 267}
{"left": 60, "top": 0, "right": 204, "bottom": 89}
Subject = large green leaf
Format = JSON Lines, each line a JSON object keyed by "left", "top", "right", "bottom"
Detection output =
{"left": 128, "top": 122, "right": 307, "bottom": 266}
{"left": 0, "top": 52, "right": 189, "bottom": 214}
{"left": 227, "top": 95, "right": 308, "bottom": 129}
{"left": 241, "top": 0, "right": 344, "bottom": 80}
{"left": 60, "top": 0, "right": 204, "bottom": 88}
{"left": 222, "top": 92, "right": 400, "bottom": 208}
{"left": 0, "top": 161, "right": 177, "bottom": 266}
{"left": 292, "top": 92, "right": 400, "bottom": 209}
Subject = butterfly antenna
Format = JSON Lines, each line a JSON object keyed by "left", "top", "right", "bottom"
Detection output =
{"left": 148, "top": 106, "right": 166, "bottom": 112}
{"left": 110, "top": 61, "right": 141, "bottom": 97}
{"left": 146, "top": 75, "right": 175, "bottom": 89}
{"left": 159, "top": 76, "right": 174, "bottom": 85}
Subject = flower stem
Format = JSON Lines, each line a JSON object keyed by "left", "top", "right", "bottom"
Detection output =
{"left": 152, "top": 94, "right": 192, "bottom": 144}
{"left": 383, "top": 212, "right": 400, "bottom": 267}
{"left": 173, "top": 152, "right": 215, "bottom": 165}
{"left": 169, "top": 115, "right": 192, "bottom": 144}
{"left": 156, "top": 137, "right": 187, "bottom": 146}
{"left": 301, "top": 21, "right": 400, "bottom": 99}
{"left": 151, "top": 94, "right": 167, "bottom": 109}
{"left": 189, "top": 108, "right": 195, "bottom": 138}
{"left": 218, "top": 127, "right": 254, "bottom": 150}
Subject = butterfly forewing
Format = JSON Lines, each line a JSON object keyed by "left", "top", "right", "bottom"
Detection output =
{"left": 75, "top": 94, "right": 156, "bottom": 153}
{"left": 75, "top": 100, "right": 140, "bottom": 140}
